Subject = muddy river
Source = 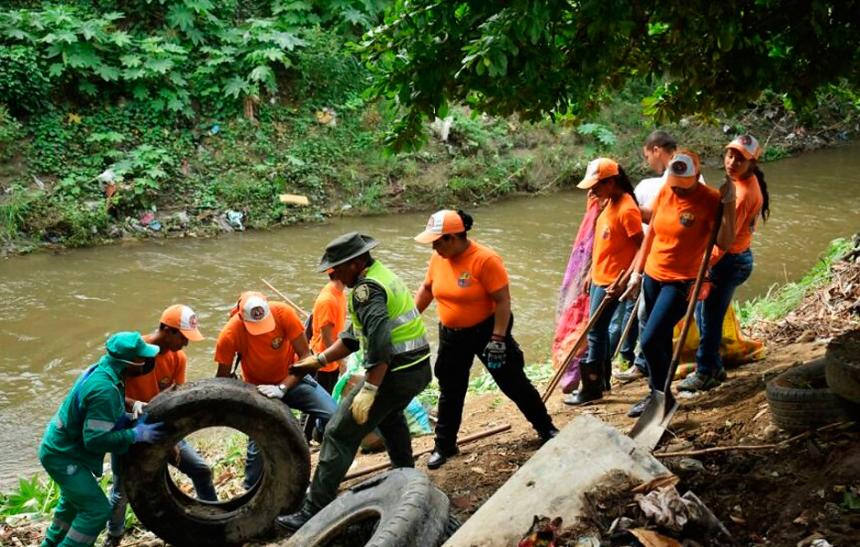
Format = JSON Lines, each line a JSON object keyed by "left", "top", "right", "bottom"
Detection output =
{"left": 2, "top": 143, "right": 860, "bottom": 486}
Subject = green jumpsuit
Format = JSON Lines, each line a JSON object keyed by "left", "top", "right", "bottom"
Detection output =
{"left": 39, "top": 354, "right": 136, "bottom": 547}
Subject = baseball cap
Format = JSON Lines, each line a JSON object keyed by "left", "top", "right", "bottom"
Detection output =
{"left": 160, "top": 304, "right": 204, "bottom": 341}
{"left": 725, "top": 134, "right": 762, "bottom": 160}
{"left": 577, "top": 158, "right": 620, "bottom": 189}
{"left": 237, "top": 291, "right": 275, "bottom": 335}
{"left": 414, "top": 210, "right": 466, "bottom": 244}
{"left": 665, "top": 150, "right": 700, "bottom": 189}
{"left": 105, "top": 331, "right": 159, "bottom": 364}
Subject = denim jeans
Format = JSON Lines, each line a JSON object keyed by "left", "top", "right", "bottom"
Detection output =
{"left": 244, "top": 374, "right": 336, "bottom": 489}
{"left": 640, "top": 274, "right": 692, "bottom": 393}
{"left": 694, "top": 249, "right": 754, "bottom": 375}
{"left": 608, "top": 298, "right": 638, "bottom": 363}
{"left": 107, "top": 439, "right": 216, "bottom": 537}
{"left": 585, "top": 284, "right": 622, "bottom": 367}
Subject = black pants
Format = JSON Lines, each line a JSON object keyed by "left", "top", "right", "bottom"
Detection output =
{"left": 434, "top": 315, "right": 554, "bottom": 452}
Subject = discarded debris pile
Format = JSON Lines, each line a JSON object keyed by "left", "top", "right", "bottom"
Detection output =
{"left": 520, "top": 472, "right": 730, "bottom": 547}
{"left": 749, "top": 234, "right": 860, "bottom": 343}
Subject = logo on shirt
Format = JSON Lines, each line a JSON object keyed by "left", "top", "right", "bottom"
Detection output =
{"left": 601, "top": 225, "right": 610, "bottom": 240}
{"left": 271, "top": 336, "right": 283, "bottom": 349}
{"left": 679, "top": 212, "right": 695, "bottom": 227}
{"left": 158, "top": 377, "right": 172, "bottom": 390}
{"left": 457, "top": 272, "right": 472, "bottom": 288}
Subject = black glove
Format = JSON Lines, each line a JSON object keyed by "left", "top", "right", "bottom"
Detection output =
{"left": 484, "top": 338, "right": 506, "bottom": 369}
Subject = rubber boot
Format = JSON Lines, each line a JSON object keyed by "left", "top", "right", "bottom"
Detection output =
{"left": 563, "top": 361, "right": 603, "bottom": 405}
{"left": 602, "top": 358, "right": 612, "bottom": 392}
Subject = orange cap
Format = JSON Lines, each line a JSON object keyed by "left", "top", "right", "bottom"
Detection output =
{"left": 577, "top": 158, "right": 620, "bottom": 189}
{"left": 160, "top": 304, "right": 204, "bottom": 341}
{"left": 665, "top": 150, "right": 700, "bottom": 189}
{"left": 237, "top": 291, "right": 276, "bottom": 336}
{"left": 414, "top": 210, "right": 466, "bottom": 244}
{"left": 725, "top": 134, "right": 762, "bottom": 160}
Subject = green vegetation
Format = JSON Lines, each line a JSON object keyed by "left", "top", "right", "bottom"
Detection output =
{"left": 1, "top": 2, "right": 859, "bottom": 253}
{"left": 363, "top": 0, "right": 860, "bottom": 148}
{"left": 738, "top": 237, "right": 854, "bottom": 325}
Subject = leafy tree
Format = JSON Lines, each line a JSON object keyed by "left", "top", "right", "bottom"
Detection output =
{"left": 361, "top": 0, "right": 860, "bottom": 149}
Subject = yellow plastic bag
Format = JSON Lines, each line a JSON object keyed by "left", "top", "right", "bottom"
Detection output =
{"left": 673, "top": 304, "right": 765, "bottom": 378}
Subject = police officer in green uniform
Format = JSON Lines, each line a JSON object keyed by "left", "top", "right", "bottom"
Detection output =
{"left": 276, "top": 232, "right": 432, "bottom": 532}
{"left": 39, "top": 332, "right": 166, "bottom": 547}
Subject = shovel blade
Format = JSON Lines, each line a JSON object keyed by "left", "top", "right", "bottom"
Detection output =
{"left": 628, "top": 391, "right": 678, "bottom": 450}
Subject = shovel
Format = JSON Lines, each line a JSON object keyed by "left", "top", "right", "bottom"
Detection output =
{"left": 542, "top": 270, "right": 626, "bottom": 402}
{"left": 629, "top": 202, "right": 724, "bottom": 450}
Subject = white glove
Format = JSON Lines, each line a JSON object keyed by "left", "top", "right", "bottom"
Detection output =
{"left": 131, "top": 400, "right": 147, "bottom": 419}
{"left": 621, "top": 272, "right": 642, "bottom": 301}
{"left": 257, "top": 384, "right": 286, "bottom": 399}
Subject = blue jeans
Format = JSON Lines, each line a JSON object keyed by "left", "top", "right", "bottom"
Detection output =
{"left": 694, "top": 250, "right": 754, "bottom": 375}
{"left": 108, "top": 439, "right": 216, "bottom": 537}
{"left": 244, "top": 375, "right": 336, "bottom": 489}
{"left": 585, "top": 284, "right": 622, "bottom": 367}
{"left": 640, "top": 274, "right": 692, "bottom": 393}
{"left": 608, "top": 298, "right": 638, "bottom": 363}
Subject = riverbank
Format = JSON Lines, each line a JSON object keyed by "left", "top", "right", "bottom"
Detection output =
{"left": 3, "top": 234, "right": 858, "bottom": 546}
{"left": 2, "top": 82, "right": 859, "bottom": 257}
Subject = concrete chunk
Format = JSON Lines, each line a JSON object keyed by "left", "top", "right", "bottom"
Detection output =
{"left": 443, "top": 414, "right": 670, "bottom": 546}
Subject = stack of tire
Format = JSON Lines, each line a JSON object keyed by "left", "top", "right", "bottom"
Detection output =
{"left": 766, "top": 329, "right": 860, "bottom": 430}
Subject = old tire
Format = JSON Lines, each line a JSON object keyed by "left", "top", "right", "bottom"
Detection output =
{"left": 283, "top": 468, "right": 451, "bottom": 547}
{"left": 825, "top": 330, "right": 860, "bottom": 403}
{"left": 120, "top": 378, "right": 310, "bottom": 546}
{"left": 766, "top": 358, "right": 860, "bottom": 431}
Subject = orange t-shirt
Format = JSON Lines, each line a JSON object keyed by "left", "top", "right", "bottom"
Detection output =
{"left": 645, "top": 183, "right": 721, "bottom": 282}
{"left": 591, "top": 193, "right": 643, "bottom": 286}
{"left": 310, "top": 282, "right": 347, "bottom": 373}
{"left": 214, "top": 302, "right": 304, "bottom": 385}
{"left": 715, "top": 175, "right": 763, "bottom": 261}
{"left": 425, "top": 241, "right": 509, "bottom": 328}
{"left": 125, "top": 334, "right": 186, "bottom": 403}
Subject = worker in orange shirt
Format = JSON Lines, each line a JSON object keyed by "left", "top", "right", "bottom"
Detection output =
{"left": 215, "top": 291, "right": 336, "bottom": 490}
{"left": 310, "top": 273, "right": 348, "bottom": 393}
{"left": 623, "top": 150, "right": 736, "bottom": 418}
{"left": 105, "top": 305, "right": 213, "bottom": 546}
{"left": 414, "top": 210, "right": 558, "bottom": 470}
{"left": 564, "top": 159, "right": 643, "bottom": 405}
{"left": 680, "top": 135, "right": 770, "bottom": 392}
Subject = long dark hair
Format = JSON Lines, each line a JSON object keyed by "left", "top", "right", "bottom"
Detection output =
{"left": 752, "top": 165, "right": 770, "bottom": 221}
{"left": 614, "top": 166, "right": 636, "bottom": 200}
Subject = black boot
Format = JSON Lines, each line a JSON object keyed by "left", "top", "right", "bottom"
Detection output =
{"left": 563, "top": 361, "right": 603, "bottom": 405}
{"left": 602, "top": 358, "right": 612, "bottom": 392}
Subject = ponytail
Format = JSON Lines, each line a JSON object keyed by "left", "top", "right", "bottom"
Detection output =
{"left": 455, "top": 209, "right": 473, "bottom": 239}
{"left": 753, "top": 165, "right": 770, "bottom": 221}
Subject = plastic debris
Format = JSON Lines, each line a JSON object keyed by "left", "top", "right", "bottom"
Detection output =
{"left": 225, "top": 209, "right": 244, "bottom": 230}
{"left": 210, "top": 124, "right": 220, "bottom": 135}
{"left": 148, "top": 220, "right": 162, "bottom": 232}
{"left": 139, "top": 211, "right": 155, "bottom": 226}
{"left": 315, "top": 107, "right": 337, "bottom": 126}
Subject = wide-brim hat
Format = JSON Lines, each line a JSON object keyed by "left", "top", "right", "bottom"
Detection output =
{"left": 317, "top": 232, "right": 379, "bottom": 272}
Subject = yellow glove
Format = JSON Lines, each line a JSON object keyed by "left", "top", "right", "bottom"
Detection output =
{"left": 351, "top": 383, "right": 378, "bottom": 424}
{"left": 290, "top": 353, "right": 327, "bottom": 374}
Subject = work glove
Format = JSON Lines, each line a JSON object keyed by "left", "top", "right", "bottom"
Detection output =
{"left": 719, "top": 177, "right": 737, "bottom": 204}
{"left": 290, "top": 353, "right": 326, "bottom": 374}
{"left": 351, "top": 382, "right": 378, "bottom": 425}
{"left": 112, "top": 412, "right": 135, "bottom": 431}
{"left": 131, "top": 400, "right": 147, "bottom": 419}
{"left": 484, "top": 337, "right": 506, "bottom": 370}
{"left": 132, "top": 418, "right": 166, "bottom": 444}
{"left": 257, "top": 384, "right": 286, "bottom": 399}
{"left": 620, "top": 272, "right": 641, "bottom": 301}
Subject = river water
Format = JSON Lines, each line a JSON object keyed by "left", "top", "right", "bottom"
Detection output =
{"left": 2, "top": 143, "right": 859, "bottom": 486}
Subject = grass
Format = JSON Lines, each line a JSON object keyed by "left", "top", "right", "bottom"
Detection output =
{"left": 738, "top": 237, "right": 853, "bottom": 325}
